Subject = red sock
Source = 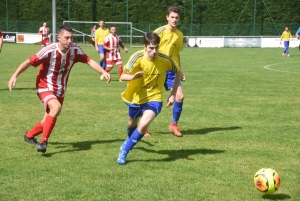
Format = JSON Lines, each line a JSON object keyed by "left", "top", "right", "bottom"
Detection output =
{"left": 105, "top": 68, "right": 111, "bottom": 73}
{"left": 118, "top": 68, "right": 123, "bottom": 78}
{"left": 26, "top": 121, "right": 43, "bottom": 138}
{"left": 41, "top": 115, "right": 57, "bottom": 143}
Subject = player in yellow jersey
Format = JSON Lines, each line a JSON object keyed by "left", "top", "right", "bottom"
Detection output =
{"left": 280, "top": 26, "right": 292, "bottom": 57}
{"left": 153, "top": 6, "right": 185, "bottom": 137}
{"left": 95, "top": 20, "right": 110, "bottom": 72}
{"left": 117, "top": 32, "right": 183, "bottom": 165}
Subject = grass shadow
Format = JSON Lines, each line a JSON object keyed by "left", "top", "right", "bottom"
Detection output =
{"left": 41, "top": 139, "right": 154, "bottom": 157}
{"left": 157, "top": 126, "right": 242, "bottom": 135}
{"left": 0, "top": 87, "right": 36, "bottom": 91}
{"left": 262, "top": 193, "right": 291, "bottom": 200}
{"left": 130, "top": 147, "right": 225, "bottom": 163}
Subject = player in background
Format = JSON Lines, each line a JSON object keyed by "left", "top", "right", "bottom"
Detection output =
{"left": 117, "top": 32, "right": 182, "bottom": 165}
{"left": 95, "top": 20, "right": 110, "bottom": 74}
{"left": 295, "top": 27, "right": 300, "bottom": 50}
{"left": 91, "top": 25, "right": 97, "bottom": 47}
{"left": 280, "top": 26, "right": 292, "bottom": 57}
{"left": 0, "top": 30, "right": 3, "bottom": 53}
{"left": 153, "top": 6, "right": 185, "bottom": 137}
{"left": 38, "top": 22, "right": 51, "bottom": 47}
{"left": 8, "top": 25, "right": 111, "bottom": 153}
{"left": 102, "top": 25, "right": 128, "bottom": 81}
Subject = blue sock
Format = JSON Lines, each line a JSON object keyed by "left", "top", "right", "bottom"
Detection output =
{"left": 124, "top": 129, "right": 144, "bottom": 151}
{"left": 172, "top": 101, "right": 183, "bottom": 124}
{"left": 127, "top": 126, "right": 137, "bottom": 138}
{"left": 102, "top": 61, "right": 106, "bottom": 70}
{"left": 286, "top": 48, "right": 289, "bottom": 54}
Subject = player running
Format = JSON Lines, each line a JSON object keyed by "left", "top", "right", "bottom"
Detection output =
{"left": 38, "top": 22, "right": 51, "bottom": 47}
{"left": 102, "top": 25, "right": 128, "bottom": 81}
{"left": 8, "top": 25, "right": 111, "bottom": 153}
{"left": 153, "top": 6, "right": 185, "bottom": 137}
{"left": 117, "top": 32, "right": 182, "bottom": 165}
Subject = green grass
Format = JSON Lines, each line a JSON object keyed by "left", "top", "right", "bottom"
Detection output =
{"left": 0, "top": 43, "right": 299, "bottom": 200}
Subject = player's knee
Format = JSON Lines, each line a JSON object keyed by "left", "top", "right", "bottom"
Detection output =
{"left": 128, "top": 118, "right": 138, "bottom": 127}
{"left": 176, "top": 93, "right": 184, "bottom": 102}
{"left": 48, "top": 103, "right": 62, "bottom": 117}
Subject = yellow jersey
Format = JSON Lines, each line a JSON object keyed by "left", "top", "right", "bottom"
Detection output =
{"left": 154, "top": 25, "right": 183, "bottom": 65}
{"left": 281, "top": 31, "right": 292, "bottom": 41}
{"left": 95, "top": 28, "right": 110, "bottom": 45}
{"left": 121, "top": 50, "right": 180, "bottom": 104}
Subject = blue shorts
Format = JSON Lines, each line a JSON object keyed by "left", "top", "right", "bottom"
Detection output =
{"left": 97, "top": 45, "right": 106, "bottom": 55}
{"left": 164, "top": 70, "right": 182, "bottom": 91}
{"left": 125, "top": 101, "right": 163, "bottom": 119}
{"left": 284, "top": 41, "right": 289, "bottom": 47}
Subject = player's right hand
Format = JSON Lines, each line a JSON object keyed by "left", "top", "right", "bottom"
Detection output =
{"left": 8, "top": 77, "right": 17, "bottom": 92}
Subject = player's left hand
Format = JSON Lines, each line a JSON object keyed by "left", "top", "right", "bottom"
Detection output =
{"left": 166, "top": 95, "right": 175, "bottom": 108}
{"left": 124, "top": 48, "right": 128, "bottom": 53}
{"left": 103, "top": 72, "right": 111, "bottom": 83}
{"left": 181, "top": 74, "right": 186, "bottom": 81}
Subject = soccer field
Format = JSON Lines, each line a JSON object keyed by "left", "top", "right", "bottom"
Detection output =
{"left": 0, "top": 43, "right": 299, "bottom": 200}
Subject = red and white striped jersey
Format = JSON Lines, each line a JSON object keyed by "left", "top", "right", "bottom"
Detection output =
{"left": 104, "top": 34, "right": 123, "bottom": 61}
{"left": 0, "top": 30, "right": 3, "bottom": 38}
{"left": 38, "top": 26, "right": 50, "bottom": 40}
{"left": 29, "top": 43, "right": 90, "bottom": 97}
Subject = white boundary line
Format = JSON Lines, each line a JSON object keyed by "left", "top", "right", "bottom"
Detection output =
{"left": 264, "top": 61, "right": 300, "bottom": 74}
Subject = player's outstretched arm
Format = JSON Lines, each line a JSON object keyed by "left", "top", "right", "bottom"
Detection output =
{"left": 166, "top": 70, "right": 182, "bottom": 108}
{"left": 120, "top": 71, "right": 143, "bottom": 81}
{"left": 87, "top": 59, "right": 111, "bottom": 83}
{"left": 8, "top": 59, "right": 32, "bottom": 92}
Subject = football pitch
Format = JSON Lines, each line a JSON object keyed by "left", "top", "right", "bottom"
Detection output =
{"left": 0, "top": 43, "right": 299, "bottom": 200}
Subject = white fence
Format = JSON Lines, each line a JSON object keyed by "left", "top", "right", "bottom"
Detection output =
{"left": 186, "top": 36, "right": 299, "bottom": 48}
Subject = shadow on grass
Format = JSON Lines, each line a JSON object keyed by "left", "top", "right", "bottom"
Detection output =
{"left": 41, "top": 139, "right": 154, "bottom": 157}
{"left": 129, "top": 147, "right": 225, "bottom": 163}
{"left": 0, "top": 88, "right": 35, "bottom": 91}
{"left": 262, "top": 193, "right": 291, "bottom": 200}
{"left": 157, "top": 126, "right": 242, "bottom": 135}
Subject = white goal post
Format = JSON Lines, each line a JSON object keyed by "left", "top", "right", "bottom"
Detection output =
{"left": 63, "top": 21, "right": 145, "bottom": 47}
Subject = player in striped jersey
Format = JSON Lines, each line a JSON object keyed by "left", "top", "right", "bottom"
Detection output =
{"left": 0, "top": 30, "right": 3, "bottom": 53}
{"left": 153, "top": 6, "right": 185, "bottom": 137}
{"left": 38, "top": 22, "right": 51, "bottom": 47}
{"left": 117, "top": 32, "right": 183, "bottom": 165}
{"left": 103, "top": 25, "right": 128, "bottom": 81}
{"left": 8, "top": 25, "right": 111, "bottom": 153}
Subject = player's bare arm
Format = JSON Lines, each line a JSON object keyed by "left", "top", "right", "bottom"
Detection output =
{"left": 119, "top": 43, "right": 128, "bottom": 53}
{"left": 87, "top": 59, "right": 111, "bottom": 83}
{"left": 166, "top": 70, "right": 182, "bottom": 108}
{"left": 8, "top": 59, "right": 32, "bottom": 92}
{"left": 120, "top": 72, "right": 143, "bottom": 81}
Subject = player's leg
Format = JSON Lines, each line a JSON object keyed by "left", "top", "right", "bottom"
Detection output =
{"left": 169, "top": 85, "right": 184, "bottom": 136}
{"left": 37, "top": 92, "right": 63, "bottom": 153}
{"left": 118, "top": 102, "right": 162, "bottom": 165}
{"left": 117, "top": 63, "right": 123, "bottom": 81}
{"left": 98, "top": 45, "right": 105, "bottom": 69}
{"left": 100, "top": 46, "right": 106, "bottom": 70}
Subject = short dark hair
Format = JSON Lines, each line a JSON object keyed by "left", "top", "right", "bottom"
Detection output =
{"left": 144, "top": 32, "right": 160, "bottom": 46}
{"left": 167, "top": 6, "right": 181, "bottom": 16}
{"left": 58, "top": 25, "right": 73, "bottom": 34}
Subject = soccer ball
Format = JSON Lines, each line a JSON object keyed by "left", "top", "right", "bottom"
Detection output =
{"left": 254, "top": 168, "right": 281, "bottom": 194}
